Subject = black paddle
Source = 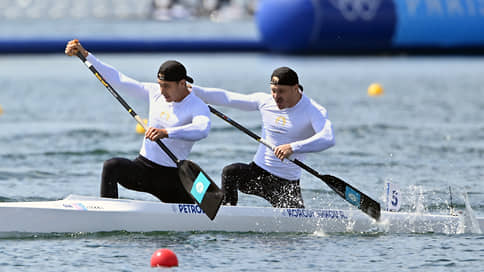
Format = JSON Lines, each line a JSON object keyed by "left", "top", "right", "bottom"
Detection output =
{"left": 76, "top": 52, "right": 223, "bottom": 220}
{"left": 208, "top": 106, "right": 381, "bottom": 220}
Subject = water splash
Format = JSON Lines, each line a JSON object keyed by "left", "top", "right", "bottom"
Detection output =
{"left": 312, "top": 230, "right": 328, "bottom": 237}
{"left": 462, "top": 192, "right": 482, "bottom": 234}
{"left": 408, "top": 185, "right": 426, "bottom": 214}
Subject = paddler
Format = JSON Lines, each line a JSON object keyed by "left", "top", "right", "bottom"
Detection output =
{"left": 190, "top": 67, "right": 335, "bottom": 208}
{"left": 65, "top": 39, "right": 211, "bottom": 204}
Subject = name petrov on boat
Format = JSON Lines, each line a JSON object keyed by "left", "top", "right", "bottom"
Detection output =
{"left": 174, "top": 203, "right": 348, "bottom": 220}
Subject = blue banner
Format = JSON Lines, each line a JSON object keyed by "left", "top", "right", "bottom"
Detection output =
{"left": 393, "top": 0, "right": 484, "bottom": 46}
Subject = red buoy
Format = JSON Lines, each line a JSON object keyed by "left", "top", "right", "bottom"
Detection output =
{"left": 150, "top": 248, "right": 179, "bottom": 267}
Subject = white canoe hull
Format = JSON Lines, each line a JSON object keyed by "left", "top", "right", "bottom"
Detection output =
{"left": 0, "top": 195, "right": 482, "bottom": 234}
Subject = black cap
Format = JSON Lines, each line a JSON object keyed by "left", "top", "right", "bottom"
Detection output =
{"left": 270, "top": 66, "right": 303, "bottom": 91}
{"left": 158, "top": 60, "right": 194, "bottom": 83}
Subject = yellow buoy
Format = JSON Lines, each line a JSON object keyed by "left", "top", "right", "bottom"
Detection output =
{"left": 135, "top": 119, "right": 148, "bottom": 134}
{"left": 367, "top": 83, "right": 384, "bottom": 96}
{"left": 0, "top": 105, "right": 3, "bottom": 115}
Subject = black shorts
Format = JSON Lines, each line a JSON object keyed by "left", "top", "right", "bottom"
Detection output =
{"left": 222, "top": 162, "right": 304, "bottom": 208}
{"left": 100, "top": 155, "right": 194, "bottom": 204}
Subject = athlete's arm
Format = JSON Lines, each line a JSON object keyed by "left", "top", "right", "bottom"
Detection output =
{"left": 85, "top": 54, "right": 151, "bottom": 101}
{"left": 191, "top": 85, "right": 262, "bottom": 111}
{"left": 290, "top": 107, "right": 335, "bottom": 154}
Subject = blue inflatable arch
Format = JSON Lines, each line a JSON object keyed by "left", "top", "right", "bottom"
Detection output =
{"left": 256, "top": 0, "right": 484, "bottom": 53}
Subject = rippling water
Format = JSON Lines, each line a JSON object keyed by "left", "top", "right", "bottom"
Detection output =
{"left": 1, "top": 19, "right": 484, "bottom": 271}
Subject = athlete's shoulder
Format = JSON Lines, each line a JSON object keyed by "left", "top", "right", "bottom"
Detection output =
{"left": 146, "top": 83, "right": 164, "bottom": 99}
{"left": 186, "top": 92, "right": 210, "bottom": 111}
{"left": 251, "top": 92, "right": 272, "bottom": 105}
{"left": 305, "top": 96, "right": 328, "bottom": 118}
{"left": 145, "top": 82, "right": 160, "bottom": 92}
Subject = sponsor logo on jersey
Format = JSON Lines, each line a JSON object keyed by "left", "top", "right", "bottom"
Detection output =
{"left": 275, "top": 115, "right": 287, "bottom": 126}
{"left": 160, "top": 111, "right": 170, "bottom": 121}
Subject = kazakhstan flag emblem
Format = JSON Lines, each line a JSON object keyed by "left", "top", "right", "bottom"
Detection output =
{"left": 191, "top": 172, "right": 210, "bottom": 203}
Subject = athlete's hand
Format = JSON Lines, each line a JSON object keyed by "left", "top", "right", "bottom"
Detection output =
{"left": 274, "top": 144, "right": 293, "bottom": 160}
{"left": 145, "top": 127, "right": 168, "bottom": 141}
{"left": 65, "top": 39, "right": 89, "bottom": 58}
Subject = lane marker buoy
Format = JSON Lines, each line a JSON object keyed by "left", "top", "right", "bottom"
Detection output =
{"left": 150, "top": 248, "right": 178, "bottom": 267}
{"left": 136, "top": 118, "right": 148, "bottom": 134}
{"left": 368, "top": 83, "right": 384, "bottom": 96}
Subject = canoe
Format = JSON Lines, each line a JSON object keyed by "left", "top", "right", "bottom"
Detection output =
{"left": 0, "top": 195, "right": 482, "bottom": 234}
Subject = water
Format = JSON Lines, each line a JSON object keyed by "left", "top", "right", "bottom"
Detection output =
{"left": 1, "top": 19, "right": 484, "bottom": 271}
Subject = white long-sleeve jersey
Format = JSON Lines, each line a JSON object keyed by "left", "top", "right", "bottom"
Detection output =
{"left": 87, "top": 54, "right": 211, "bottom": 167}
{"left": 191, "top": 85, "right": 334, "bottom": 180}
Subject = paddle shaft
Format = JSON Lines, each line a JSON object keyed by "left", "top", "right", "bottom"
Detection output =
{"left": 76, "top": 52, "right": 179, "bottom": 164}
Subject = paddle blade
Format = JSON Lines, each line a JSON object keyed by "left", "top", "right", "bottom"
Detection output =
{"left": 320, "top": 175, "right": 381, "bottom": 220}
{"left": 178, "top": 160, "right": 224, "bottom": 220}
